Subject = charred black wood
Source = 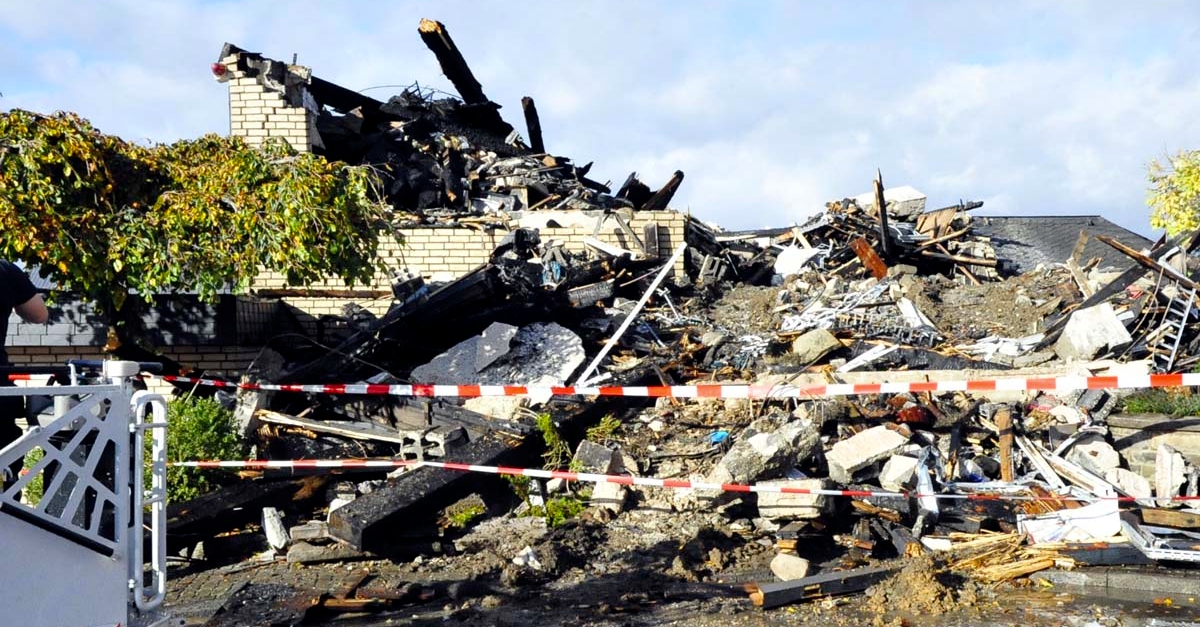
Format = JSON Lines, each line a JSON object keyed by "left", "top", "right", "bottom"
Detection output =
{"left": 874, "top": 171, "right": 894, "bottom": 259}
{"left": 521, "top": 96, "right": 545, "bottom": 153}
{"left": 616, "top": 172, "right": 654, "bottom": 209}
{"left": 745, "top": 564, "right": 899, "bottom": 608}
{"left": 641, "top": 170, "right": 685, "bottom": 211}
{"left": 328, "top": 430, "right": 519, "bottom": 553}
{"left": 417, "top": 19, "right": 488, "bottom": 105}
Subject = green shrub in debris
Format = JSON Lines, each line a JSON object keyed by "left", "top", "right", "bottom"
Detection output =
{"left": 585, "top": 414, "right": 623, "bottom": 443}
{"left": 442, "top": 502, "right": 487, "bottom": 529}
{"left": 1121, "top": 388, "right": 1200, "bottom": 417}
{"left": 536, "top": 413, "right": 571, "bottom": 470}
{"left": 527, "top": 496, "right": 586, "bottom": 528}
{"left": 146, "top": 396, "right": 246, "bottom": 504}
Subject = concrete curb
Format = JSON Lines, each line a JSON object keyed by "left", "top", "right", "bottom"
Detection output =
{"left": 1031, "top": 567, "right": 1200, "bottom": 598}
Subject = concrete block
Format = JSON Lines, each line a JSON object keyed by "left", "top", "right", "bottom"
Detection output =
{"left": 1054, "top": 303, "right": 1132, "bottom": 361}
{"left": 790, "top": 328, "right": 842, "bottom": 364}
{"left": 756, "top": 479, "right": 832, "bottom": 520}
{"left": 590, "top": 481, "right": 626, "bottom": 515}
{"left": 1066, "top": 434, "right": 1122, "bottom": 476}
{"left": 770, "top": 553, "right": 811, "bottom": 581}
{"left": 289, "top": 520, "right": 330, "bottom": 543}
{"left": 573, "top": 440, "right": 618, "bottom": 475}
{"left": 826, "top": 425, "right": 910, "bottom": 484}
{"left": 262, "top": 507, "right": 289, "bottom": 550}
{"left": 879, "top": 455, "right": 919, "bottom": 492}
{"left": 1104, "top": 468, "right": 1152, "bottom": 504}
{"left": 1156, "top": 443, "right": 1188, "bottom": 508}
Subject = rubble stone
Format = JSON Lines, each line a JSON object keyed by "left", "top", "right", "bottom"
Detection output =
{"left": 879, "top": 455, "right": 920, "bottom": 491}
{"left": 289, "top": 520, "right": 330, "bottom": 543}
{"left": 262, "top": 507, "right": 289, "bottom": 551}
{"left": 1104, "top": 468, "right": 1152, "bottom": 503}
{"left": 1156, "top": 443, "right": 1188, "bottom": 508}
{"left": 590, "top": 482, "right": 626, "bottom": 515}
{"left": 287, "top": 541, "right": 364, "bottom": 564}
{"left": 706, "top": 414, "right": 824, "bottom": 485}
{"left": 826, "top": 425, "right": 910, "bottom": 484}
{"left": 1053, "top": 303, "right": 1132, "bottom": 362}
{"left": 770, "top": 553, "right": 811, "bottom": 581}
{"left": 755, "top": 479, "right": 832, "bottom": 519}
{"left": 790, "top": 329, "right": 842, "bottom": 363}
{"left": 1066, "top": 434, "right": 1122, "bottom": 476}
{"left": 573, "top": 441, "right": 619, "bottom": 474}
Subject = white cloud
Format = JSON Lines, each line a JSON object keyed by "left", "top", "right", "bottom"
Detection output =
{"left": 2, "top": 0, "right": 1198, "bottom": 237}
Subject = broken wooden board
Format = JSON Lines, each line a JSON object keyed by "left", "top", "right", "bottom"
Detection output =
{"left": 744, "top": 564, "right": 898, "bottom": 608}
{"left": 257, "top": 409, "right": 407, "bottom": 444}
{"left": 848, "top": 237, "right": 888, "bottom": 279}
{"left": 1141, "top": 507, "right": 1200, "bottom": 529}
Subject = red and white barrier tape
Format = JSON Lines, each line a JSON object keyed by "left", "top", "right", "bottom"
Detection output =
{"left": 170, "top": 458, "right": 1200, "bottom": 503}
{"left": 159, "top": 372, "right": 1200, "bottom": 400}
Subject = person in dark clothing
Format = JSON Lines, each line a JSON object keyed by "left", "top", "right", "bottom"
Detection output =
{"left": 1, "top": 260, "right": 49, "bottom": 488}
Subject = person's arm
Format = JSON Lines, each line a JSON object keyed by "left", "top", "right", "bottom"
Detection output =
{"left": 15, "top": 294, "right": 48, "bottom": 324}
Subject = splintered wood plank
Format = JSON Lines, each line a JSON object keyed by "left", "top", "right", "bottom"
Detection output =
{"left": 849, "top": 237, "right": 888, "bottom": 279}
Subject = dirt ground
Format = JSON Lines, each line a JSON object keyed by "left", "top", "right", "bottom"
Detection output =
{"left": 167, "top": 505, "right": 1200, "bottom": 627}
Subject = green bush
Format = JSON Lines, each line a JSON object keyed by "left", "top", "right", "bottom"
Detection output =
{"left": 1121, "top": 388, "right": 1200, "bottom": 417}
{"left": 146, "top": 396, "right": 246, "bottom": 503}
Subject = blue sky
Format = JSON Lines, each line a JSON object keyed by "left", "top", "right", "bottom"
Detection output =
{"left": 3, "top": 1, "right": 1199, "bottom": 236}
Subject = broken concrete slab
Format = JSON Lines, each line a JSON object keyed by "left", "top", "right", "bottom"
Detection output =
{"left": 769, "top": 553, "right": 811, "bottom": 581}
{"left": 590, "top": 481, "right": 626, "bottom": 515}
{"left": 1104, "top": 468, "right": 1153, "bottom": 505}
{"left": 474, "top": 322, "right": 519, "bottom": 372}
{"left": 287, "top": 540, "right": 366, "bottom": 565}
{"left": 790, "top": 328, "right": 842, "bottom": 363}
{"left": 289, "top": 520, "right": 331, "bottom": 543}
{"left": 1066, "top": 434, "right": 1122, "bottom": 477}
{"left": 412, "top": 322, "right": 584, "bottom": 389}
{"left": 755, "top": 479, "right": 832, "bottom": 520}
{"left": 262, "top": 507, "right": 289, "bottom": 551}
{"left": 1053, "top": 303, "right": 1132, "bottom": 362}
{"left": 1156, "top": 443, "right": 1188, "bottom": 508}
{"left": 706, "top": 414, "right": 824, "bottom": 486}
{"left": 879, "top": 455, "right": 919, "bottom": 492}
{"left": 826, "top": 425, "right": 911, "bottom": 484}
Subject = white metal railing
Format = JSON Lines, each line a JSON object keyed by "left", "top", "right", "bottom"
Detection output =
{"left": 0, "top": 360, "right": 171, "bottom": 626}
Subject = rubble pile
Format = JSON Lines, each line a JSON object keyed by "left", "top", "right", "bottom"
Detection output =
{"left": 174, "top": 20, "right": 1200, "bottom": 626}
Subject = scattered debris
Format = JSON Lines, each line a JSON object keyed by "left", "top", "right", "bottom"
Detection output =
{"left": 168, "top": 18, "right": 1200, "bottom": 626}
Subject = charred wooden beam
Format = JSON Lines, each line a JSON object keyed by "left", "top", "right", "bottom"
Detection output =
{"left": 521, "top": 96, "right": 545, "bottom": 153}
{"left": 745, "top": 564, "right": 898, "bottom": 608}
{"left": 874, "top": 170, "right": 894, "bottom": 258}
{"left": 641, "top": 170, "right": 685, "bottom": 211}
{"left": 328, "top": 430, "right": 520, "bottom": 552}
{"left": 418, "top": 18, "right": 489, "bottom": 105}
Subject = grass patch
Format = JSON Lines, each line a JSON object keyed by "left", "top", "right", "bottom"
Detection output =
{"left": 536, "top": 413, "right": 571, "bottom": 470}
{"left": 526, "top": 496, "right": 586, "bottom": 528}
{"left": 1121, "top": 388, "right": 1200, "bottom": 417}
{"left": 585, "top": 414, "right": 623, "bottom": 443}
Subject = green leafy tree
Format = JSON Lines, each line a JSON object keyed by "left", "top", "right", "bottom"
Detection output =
{"left": 0, "top": 109, "right": 389, "bottom": 360}
{"left": 1148, "top": 150, "right": 1200, "bottom": 236}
